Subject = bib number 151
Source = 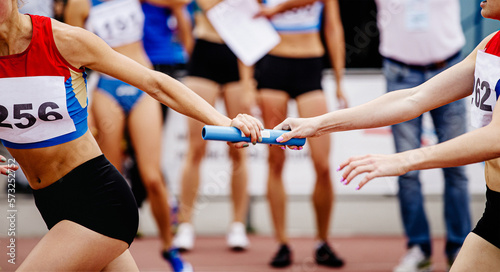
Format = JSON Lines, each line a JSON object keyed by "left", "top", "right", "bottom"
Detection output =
{"left": 0, "top": 102, "right": 63, "bottom": 129}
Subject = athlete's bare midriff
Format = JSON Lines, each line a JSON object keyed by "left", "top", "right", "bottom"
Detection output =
{"left": 8, "top": 131, "right": 103, "bottom": 190}
{"left": 269, "top": 32, "right": 325, "bottom": 58}
{"left": 192, "top": 12, "right": 224, "bottom": 44}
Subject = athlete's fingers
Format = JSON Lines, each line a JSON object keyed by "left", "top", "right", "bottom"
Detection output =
{"left": 232, "top": 114, "right": 263, "bottom": 144}
{"left": 355, "top": 172, "right": 378, "bottom": 190}
{"left": 285, "top": 145, "right": 303, "bottom": 151}
{"left": 246, "top": 114, "right": 264, "bottom": 143}
{"left": 228, "top": 141, "right": 250, "bottom": 149}
{"left": 242, "top": 114, "right": 260, "bottom": 144}
{"left": 343, "top": 164, "right": 374, "bottom": 185}
{"left": 274, "top": 121, "right": 297, "bottom": 144}
{"left": 231, "top": 114, "right": 253, "bottom": 142}
{"left": 273, "top": 118, "right": 292, "bottom": 129}
{"left": 1, "top": 165, "right": 19, "bottom": 176}
{"left": 338, "top": 154, "right": 371, "bottom": 182}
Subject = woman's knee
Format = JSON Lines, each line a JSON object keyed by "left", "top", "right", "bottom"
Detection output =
{"left": 313, "top": 160, "right": 331, "bottom": 180}
{"left": 185, "top": 142, "right": 207, "bottom": 164}
{"left": 141, "top": 173, "right": 166, "bottom": 195}
{"left": 268, "top": 149, "right": 285, "bottom": 174}
{"left": 228, "top": 147, "right": 246, "bottom": 163}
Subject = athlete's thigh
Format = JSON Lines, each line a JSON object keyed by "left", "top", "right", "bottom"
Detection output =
{"left": 92, "top": 90, "right": 126, "bottom": 168}
{"left": 223, "top": 81, "right": 243, "bottom": 117}
{"left": 296, "top": 90, "right": 330, "bottom": 160}
{"left": 259, "top": 89, "right": 289, "bottom": 127}
{"left": 451, "top": 232, "right": 500, "bottom": 272}
{"left": 18, "top": 220, "right": 129, "bottom": 272}
{"left": 128, "top": 95, "right": 163, "bottom": 170}
{"left": 183, "top": 76, "right": 221, "bottom": 144}
{"left": 103, "top": 249, "right": 139, "bottom": 272}
{"left": 183, "top": 76, "right": 221, "bottom": 104}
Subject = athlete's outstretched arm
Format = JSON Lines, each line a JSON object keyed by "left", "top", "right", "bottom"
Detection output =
{"left": 52, "top": 21, "right": 263, "bottom": 144}
{"left": 274, "top": 33, "right": 495, "bottom": 141}
{"left": 339, "top": 96, "right": 500, "bottom": 190}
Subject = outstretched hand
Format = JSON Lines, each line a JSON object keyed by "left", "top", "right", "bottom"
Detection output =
{"left": 337, "top": 153, "right": 411, "bottom": 190}
{"left": 229, "top": 113, "right": 264, "bottom": 148}
{"left": 273, "top": 116, "right": 320, "bottom": 149}
{"left": 0, "top": 156, "right": 19, "bottom": 175}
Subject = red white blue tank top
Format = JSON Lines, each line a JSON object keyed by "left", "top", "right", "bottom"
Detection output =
{"left": 472, "top": 31, "right": 500, "bottom": 188}
{"left": 471, "top": 31, "right": 500, "bottom": 128}
{"left": 0, "top": 15, "right": 88, "bottom": 149}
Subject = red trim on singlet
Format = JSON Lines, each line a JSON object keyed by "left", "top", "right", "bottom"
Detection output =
{"left": 0, "top": 15, "right": 84, "bottom": 79}
{"left": 484, "top": 31, "right": 500, "bottom": 57}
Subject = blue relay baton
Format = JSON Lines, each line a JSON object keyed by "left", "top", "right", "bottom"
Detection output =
{"left": 201, "top": 125, "right": 306, "bottom": 146}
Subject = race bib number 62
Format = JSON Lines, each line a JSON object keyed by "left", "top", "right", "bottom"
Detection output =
{"left": 470, "top": 50, "right": 500, "bottom": 128}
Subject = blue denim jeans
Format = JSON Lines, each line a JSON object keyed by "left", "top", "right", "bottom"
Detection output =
{"left": 383, "top": 54, "right": 471, "bottom": 257}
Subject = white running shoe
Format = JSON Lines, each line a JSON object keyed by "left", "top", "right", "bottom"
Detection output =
{"left": 173, "top": 223, "right": 195, "bottom": 251}
{"left": 180, "top": 262, "right": 194, "bottom": 272}
{"left": 226, "top": 222, "right": 249, "bottom": 251}
{"left": 393, "top": 246, "right": 432, "bottom": 272}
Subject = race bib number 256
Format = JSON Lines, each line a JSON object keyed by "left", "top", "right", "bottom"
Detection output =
{"left": 0, "top": 76, "right": 76, "bottom": 143}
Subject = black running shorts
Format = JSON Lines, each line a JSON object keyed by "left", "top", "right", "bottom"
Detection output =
{"left": 187, "top": 39, "right": 240, "bottom": 85}
{"left": 472, "top": 186, "right": 500, "bottom": 249}
{"left": 255, "top": 54, "right": 324, "bottom": 99}
{"left": 33, "top": 155, "right": 139, "bottom": 246}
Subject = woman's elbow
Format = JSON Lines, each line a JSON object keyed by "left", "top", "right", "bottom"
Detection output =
{"left": 142, "top": 71, "right": 163, "bottom": 97}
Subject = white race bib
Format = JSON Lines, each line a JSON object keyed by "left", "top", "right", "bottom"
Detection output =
{"left": 470, "top": 50, "right": 500, "bottom": 128}
{"left": 86, "top": 0, "right": 144, "bottom": 47}
{"left": 0, "top": 76, "right": 76, "bottom": 143}
{"left": 405, "top": 0, "right": 429, "bottom": 32}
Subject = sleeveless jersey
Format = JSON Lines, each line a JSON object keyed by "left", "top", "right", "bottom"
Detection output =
{"left": 471, "top": 31, "right": 500, "bottom": 187}
{"left": 471, "top": 31, "right": 500, "bottom": 128}
{"left": 86, "top": 0, "right": 145, "bottom": 48}
{"left": 142, "top": 2, "right": 188, "bottom": 65}
{"left": 262, "top": 0, "right": 323, "bottom": 33}
{"left": 0, "top": 15, "right": 88, "bottom": 149}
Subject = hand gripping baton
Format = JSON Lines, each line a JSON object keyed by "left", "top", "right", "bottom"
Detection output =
{"left": 201, "top": 125, "right": 306, "bottom": 146}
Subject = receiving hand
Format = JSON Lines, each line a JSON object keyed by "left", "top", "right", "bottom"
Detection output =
{"left": 337, "top": 153, "right": 410, "bottom": 190}
{"left": 272, "top": 116, "right": 321, "bottom": 150}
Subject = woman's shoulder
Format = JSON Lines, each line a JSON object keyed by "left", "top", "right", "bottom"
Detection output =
{"left": 484, "top": 31, "right": 500, "bottom": 51}
{"left": 51, "top": 19, "right": 86, "bottom": 41}
{"left": 51, "top": 20, "right": 105, "bottom": 69}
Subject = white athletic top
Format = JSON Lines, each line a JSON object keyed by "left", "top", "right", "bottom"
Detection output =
{"left": 86, "top": 0, "right": 145, "bottom": 48}
{"left": 375, "top": 0, "right": 465, "bottom": 65}
{"left": 19, "top": 0, "right": 54, "bottom": 18}
{"left": 263, "top": 0, "right": 323, "bottom": 33}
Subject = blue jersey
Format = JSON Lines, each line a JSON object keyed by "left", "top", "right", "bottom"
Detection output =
{"left": 142, "top": 2, "right": 191, "bottom": 65}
